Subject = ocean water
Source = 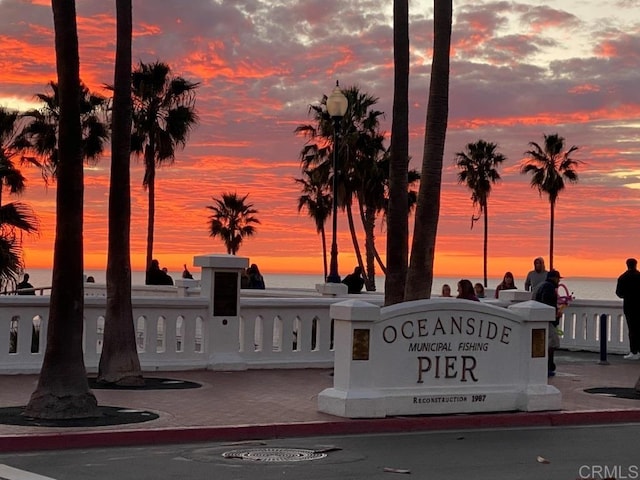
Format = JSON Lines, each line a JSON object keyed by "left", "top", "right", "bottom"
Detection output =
{"left": 20, "top": 268, "right": 621, "bottom": 301}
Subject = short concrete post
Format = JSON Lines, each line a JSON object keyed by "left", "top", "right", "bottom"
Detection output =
{"left": 508, "top": 300, "right": 561, "bottom": 411}
{"left": 315, "top": 282, "right": 348, "bottom": 297}
{"left": 318, "top": 300, "right": 385, "bottom": 417}
{"left": 499, "top": 290, "right": 533, "bottom": 303}
{"left": 174, "top": 278, "right": 199, "bottom": 297}
{"left": 598, "top": 313, "right": 609, "bottom": 365}
{"left": 194, "top": 254, "right": 249, "bottom": 370}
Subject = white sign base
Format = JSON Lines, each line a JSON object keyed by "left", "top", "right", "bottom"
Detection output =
{"left": 318, "top": 299, "right": 561, "bottom": 418}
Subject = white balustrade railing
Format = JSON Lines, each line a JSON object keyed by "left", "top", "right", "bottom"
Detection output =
{"left": 0, "top": 292, "right": 628, "bottom": 375}
{"left": 238, "top": 297, "right": 363, "bottom": 369}
{"left": 557, "top": 299, "right": 629, "bottom": 354}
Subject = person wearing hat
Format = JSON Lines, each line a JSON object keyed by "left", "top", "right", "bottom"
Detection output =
{"left": 615, "top": 258, "right": 640, "bottom": 360}
{"left": 535, "top": 269, "right": 562, "bottom": 376}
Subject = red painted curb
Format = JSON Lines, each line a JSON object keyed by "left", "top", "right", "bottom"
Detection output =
{"left": 2, "top": 409, "right": 640, "bottom": 453}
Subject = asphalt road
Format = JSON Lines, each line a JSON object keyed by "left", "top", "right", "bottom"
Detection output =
{"left": 1, "top": 423, "right": 639, "bottom": 480}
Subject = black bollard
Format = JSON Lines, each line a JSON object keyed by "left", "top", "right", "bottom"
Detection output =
{"left": 599, "top": 313, "right": 609, "bottom": 365}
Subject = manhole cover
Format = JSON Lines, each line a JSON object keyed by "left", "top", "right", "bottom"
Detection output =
{"left": 221, "top": 447, "right": 327, "bottom": 462}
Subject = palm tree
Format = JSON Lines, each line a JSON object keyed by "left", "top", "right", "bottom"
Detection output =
{"left": 406, "top": 0, "right": 453, "bottom": 301}
{"left": 207, "top": 192, "right": 260, "bottom": 255}
{"left": 130, "top": 61, "right": 199, "bottom": 271}
{"left": 521, "top": 133, "right": 580, "bottom": 270}
{"left": 0, "top": 112, "right": 40, "bottom": 290}
{"left": 0, "top": 107, "right": 40, "bottom": 291}
{"left": 295, "top": 85, "right": 387, "bottom": 289}
{"left": 296, "top": 168, "right": 332, "bottom": 280}
{"left": 25, "top": 0, "right": 98, "bottom": 419}
{"left": 98, "top": 0, "right": 143, "bottom": 386}
{"left": 455, "top": 140, "right": 506, "bottom": 287}
{"left": 385, "top": 0, "right": 410, "bottom": 306}
{"left": 16, "top": 81, "right": 109, "bottom": 182}
{"left": 0, "top": 174, "right": 39, "bottom": 292}
{"left": 340, "top": 86, "right": 387, "bottom": 290}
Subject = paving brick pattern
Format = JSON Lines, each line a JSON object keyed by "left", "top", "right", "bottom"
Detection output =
{"left": 0, "top": 351, "right": 639, "bottom": 450}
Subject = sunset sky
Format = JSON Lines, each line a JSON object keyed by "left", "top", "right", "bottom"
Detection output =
{"left": 1, "top": 0, "right": 639, "bottom": 281}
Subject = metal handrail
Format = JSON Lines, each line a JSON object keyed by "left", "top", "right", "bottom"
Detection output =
{"left": 1, "top": 286, "right": 52, "bottom": 296}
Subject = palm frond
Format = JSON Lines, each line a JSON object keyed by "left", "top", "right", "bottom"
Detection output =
{"left": 0, "top": 202, "right": 39, "bottom": 233}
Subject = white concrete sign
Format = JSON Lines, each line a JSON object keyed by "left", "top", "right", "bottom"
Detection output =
{"left": 318, "top": 298, "right": 561, "bottom": 418}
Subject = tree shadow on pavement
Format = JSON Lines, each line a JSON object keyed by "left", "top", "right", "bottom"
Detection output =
{"left": 584, "top": 387, "right": 640, "bottom": 400}
{"left": 88, "top": 377, "right": 201, "bottom": 390}
{"left": 0, "top": 406, "right": 159, "bottom": 427}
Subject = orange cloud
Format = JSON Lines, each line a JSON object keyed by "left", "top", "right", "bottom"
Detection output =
{"left": 4, "top": 0, "right": 640, "bottom": 284}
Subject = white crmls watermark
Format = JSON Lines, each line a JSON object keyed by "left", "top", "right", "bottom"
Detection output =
{"left": 579, "top": 465, "right": 639, "bottom": 479}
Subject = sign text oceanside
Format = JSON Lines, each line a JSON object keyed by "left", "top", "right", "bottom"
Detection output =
{"left": 318, "top": 298, "right": 561, "bottom": 418}
{"left": 382, "top": 315, "right": 512, "bottom": 383}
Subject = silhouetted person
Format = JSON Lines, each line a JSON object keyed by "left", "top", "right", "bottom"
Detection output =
{"left": 247, "top": 263, "right": 265, "bottom": 289}
{"left": 146, "top": 259, "right": 174, "bottom": 286}
{"left": 86, "top": 276, "right": 95, "bottom": 283}
{"left": 240, "top": 268, "right": 251, "bottom": 289}
{"left": 616, "top": 258, "right": 640, "bottom": 360}
{"left": 182, "top": 264, "right": 194, "bottom": 279}
{"left": 456, "top": 279, "right": 479, "bottom": 301}
{"left": 342, "top": 266, "right": 364, "bottom": 294}
{"left": 17, "top": 273, "right": 35, "bottom": 295}
{"left": 535, "top": 269, "right": 562, "bottom": 376}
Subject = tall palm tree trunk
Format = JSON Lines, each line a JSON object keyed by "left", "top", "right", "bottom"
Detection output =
{"left": 98, "top": 0, "right": 143, "bottom": 386}
{"left": 357, "top": 199, "right": 387, "bottom": 288}
{"left": 483, "top": 203, "right": 488, "bottom": 287}
{"left": 25, "top": 0, "right": 98, "bottom": 419}
{"left": 385, "top": 0, "right": 410, "bottom": 305}
{"left": 549, "top": 198, "right": 556, "bottom": 270}
{"left": 320, "top": 226, "right": 328, "bottom": 280}
{"left": 145, "top": 149, "right": 156, "bottom": 272}
{"left": 363, "top": 204, "right": 377, "bottom": 291}
{"left": 346, "top": 203, "right": 367, "bottom": 283}
{"left": 373, "top": 244, "right": 388, "bottom": 275}
{"left": 405, "top": 0, "right": 452, "bottom": 301}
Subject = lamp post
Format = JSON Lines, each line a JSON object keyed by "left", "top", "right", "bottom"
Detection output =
{"left": 326, "top": 81, "right": 348, "bottom": 283}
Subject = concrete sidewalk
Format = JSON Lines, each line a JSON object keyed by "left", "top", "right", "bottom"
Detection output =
{"left": 1, "top": 351, "right": 639, "bottom": 452}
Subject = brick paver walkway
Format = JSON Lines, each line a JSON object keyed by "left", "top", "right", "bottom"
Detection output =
{"left": 1, "top": 351, "right": 639, "bottom": 452}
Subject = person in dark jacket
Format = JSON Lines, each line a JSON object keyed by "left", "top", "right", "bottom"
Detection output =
{"left": 17, "top": 273, "right": 35, "bottom": 295}
{"left": 247, "top": 264, "right": 265, "bottom": 289}
{"left": 342, "top": 266, "right": 365, "bottom": 294}
{"left": 146, "top": 259, "right": 174, "bottom": 286}
{"left": 535, "top": 269, "right": 562, "bottom": 375}
{"left": 616, "top": 258, "right": 640, "bottom": 360}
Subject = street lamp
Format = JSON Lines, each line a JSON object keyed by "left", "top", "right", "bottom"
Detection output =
{"left": 326, "top": 81, "right": 348, "bottom": 283}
